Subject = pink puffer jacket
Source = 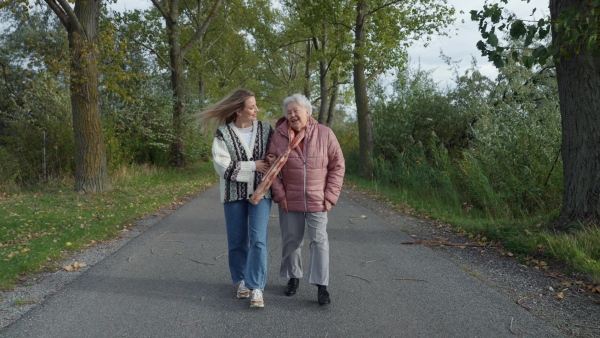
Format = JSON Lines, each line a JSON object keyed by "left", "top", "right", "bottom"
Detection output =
{"left": 267, "top": 116, "right": 345, "bottom": 212}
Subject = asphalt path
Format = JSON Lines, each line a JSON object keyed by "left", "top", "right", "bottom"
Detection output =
{"left": 0, "top": 185, "right": 565, "bottom": 337}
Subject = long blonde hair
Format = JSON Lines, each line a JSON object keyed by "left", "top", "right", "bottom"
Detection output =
{"left": 199, "top": 89, "right": 255, "bottom": 126}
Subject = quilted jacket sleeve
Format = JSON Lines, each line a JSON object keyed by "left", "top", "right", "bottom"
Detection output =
{"left": 324, "top": 128, "right": 345, "bottom": 205}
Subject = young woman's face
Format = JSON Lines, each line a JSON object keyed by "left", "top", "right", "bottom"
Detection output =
{"left": 285, "top": 101, "right": 310, "bottom": 131}
{"left": 237, "top": 96, "right": 258, "bottom": 124}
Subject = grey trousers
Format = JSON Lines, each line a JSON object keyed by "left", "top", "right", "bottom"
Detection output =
{"left": 278, "top": 206, "right": 329, "bottom": 286}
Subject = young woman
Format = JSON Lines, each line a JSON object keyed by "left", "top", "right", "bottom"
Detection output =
{"left": 200, "top": 89, "right": 273, "bottom": 308}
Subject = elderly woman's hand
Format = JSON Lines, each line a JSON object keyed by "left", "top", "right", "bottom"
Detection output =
{"left": 324, "top": 199, "right": 332, "bottom": 211}
{"left": 266, "top": 154, "right": 277, "bottom": 165}
{"left": 279, "top": 198, "right": 288, "bottom": 212}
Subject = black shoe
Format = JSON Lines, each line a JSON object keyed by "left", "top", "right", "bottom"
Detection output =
{"left": 284, "top": 278, "right": 299, "bottom": 296}
{"left": 318, "top": 289, "right": 330, "bottom": 306}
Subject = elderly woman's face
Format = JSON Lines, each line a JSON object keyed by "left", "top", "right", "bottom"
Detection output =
{"left": 285, "top": 101, "right": 310, "bottom": 132}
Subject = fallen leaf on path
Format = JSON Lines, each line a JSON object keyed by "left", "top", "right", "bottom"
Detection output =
{"left": 62, "top": 262, "right": 86, "bottom": 272}
{"left": 517, "top": 293, "right": 536, "bottom": 305}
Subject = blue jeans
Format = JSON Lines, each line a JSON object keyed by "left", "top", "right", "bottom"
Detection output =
{"left": 223, "top": 198, "right": 271, "bottom": 290}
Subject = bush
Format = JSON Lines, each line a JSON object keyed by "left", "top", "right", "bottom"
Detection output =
{"left": 102, "top": 79, "right": 175, "bottom": 169}
{"left": 368, "top": 60, "right": 561, "bottom": 219}
{"left": 0, "top": 75, "right": 74, "bottom": 185}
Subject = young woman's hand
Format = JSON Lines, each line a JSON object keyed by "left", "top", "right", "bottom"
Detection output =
{"left": 255, "top": 160, "right": 271, "bottom": 173}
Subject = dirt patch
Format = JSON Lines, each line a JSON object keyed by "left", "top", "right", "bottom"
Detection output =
{"left": 343, "top": 187, "right": 600, "bottom": 338}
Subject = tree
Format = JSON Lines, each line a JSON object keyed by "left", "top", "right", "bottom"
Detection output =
{"left": 247, "top": 4, "right": 313, "bottom": 111}
{"left": 282, "top": 0, "right": 353, "bottom": 124}
{"left": 150, "top": 0, "right": 222, "bottom": 167}
{"left": 186, "top": 0, "right": 269, "bottom": 103}
{"left": 44, "top": 0, "right": 111, "bottom": 193}
{"left": 472, "top": 0, "right": 600, "bottom": 226}
{"left": 340, "top": 0, "right": 454, "bottom": 177}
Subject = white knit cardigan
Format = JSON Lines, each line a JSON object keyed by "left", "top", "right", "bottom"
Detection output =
{"left": 212, "top": 120, "right": 273, "bottom": 203}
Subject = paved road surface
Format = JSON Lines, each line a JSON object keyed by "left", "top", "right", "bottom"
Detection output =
{"left": 0, "top": 185, "right": 565, "bottom": 337}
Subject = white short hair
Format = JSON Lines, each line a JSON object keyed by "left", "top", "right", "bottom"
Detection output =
{"left": 282, "top": 94, "right": 312, "bottom": 115}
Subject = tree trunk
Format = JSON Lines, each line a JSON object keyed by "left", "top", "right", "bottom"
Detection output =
{"left": 152, "top": 0, "right": 220, "bottom": 167}
{"left": 197, "top": 0, "right": 206, "bottom": 109}
{"left": 326, "top": 76, "right": 339, "bottom": 127}
{"left": 168, "top": 0, "right": 187, "bottom": 167}
{"left": 317, "top": 31, "right": 328, "bottom": 124}
{"left": 304, "top": 40, "right": 311, "bottom": 99}
{"left": 552, "top": 0, "right": 600, "bottom": 226}
{"left": 353, "top": 2, "right": 374, "bottom": 178}
{"left": 69, "top": 0, "right": 111, "bottom": 193}
{"left": 317, "top": 59, "right": 328, "bottom": 124}
{"left": 199, "top": 74, "right": 206, "bottom": 108}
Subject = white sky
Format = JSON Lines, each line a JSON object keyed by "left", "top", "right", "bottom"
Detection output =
{"left": 109, "top": 0, "right": 150, "bottom": 12}
{"left": 407, "top": 0, "right": 548, "bottom": 88}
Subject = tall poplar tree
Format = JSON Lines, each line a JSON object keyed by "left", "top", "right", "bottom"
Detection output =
{"left": 350, "top": 0, "right": 454, "bottom": 177}
{"left": 151, "top": 0, "right": 222, "bottom": 167}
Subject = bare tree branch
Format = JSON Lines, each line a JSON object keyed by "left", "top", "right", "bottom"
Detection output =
{"left": 312, "top": 36, "right": 321, "bottom": 51}
{"left": 204, "top": 32, "right": 222, "bottom": 53}
{"left": 366, "top": 68, "right": 383, "bottom": 83}
{"left": 134, "top": 40, "right": 174, "bottom": 71}
{"left": 264, "top": 58, "right": 289, "bottom": 86}
{"left": 279, "top": 39, "right": 311, "bottom": 49}
{"left": 182, "top": 0, "right": 223, "bottom": 55}
{"left": 0, "top": 61, "right": 17, "bottom": 98}
{"left": 366, "top": 0, "right": 402, "bottom": 17}
{"left": 329, "top": 21, "right": 354, "bottom": 33}
{"left": 44, "top": 0, "right": 69, "bottom": 29}
{"left": 56, "top": 0, "right": 86, "bottom": 33}
{"left": 183, "top": 0, "right": 199, "bottom": 27}
{"left": 0, "top": 61, "right": 21, "bottom": 108}
{"left": 150, "top": 0, "right": 169, "bottom": 21}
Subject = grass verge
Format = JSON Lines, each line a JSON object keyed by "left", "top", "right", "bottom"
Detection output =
{"left": 0, "top": 162, "right": 218, "bottom": 290}
{"left": 345, "top": 173, "right": 600, "bottom": 284}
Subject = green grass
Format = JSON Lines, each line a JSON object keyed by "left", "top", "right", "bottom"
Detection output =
{"left": 0, "top": 162, "right": 218, "bottom": 290}
{"left": 13, "top": 299, "right": 35, "bottom": 306}
{"left": 345, "top": 173, "right": 600, "bottom": 283}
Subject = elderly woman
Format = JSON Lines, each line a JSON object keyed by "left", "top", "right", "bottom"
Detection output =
{"left": 266, "top": 93, "right": 345, "bottom": 306}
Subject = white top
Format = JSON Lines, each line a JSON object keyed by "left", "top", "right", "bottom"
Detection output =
{"left": 237, "top": 126, "right": 256, "bottom": 171}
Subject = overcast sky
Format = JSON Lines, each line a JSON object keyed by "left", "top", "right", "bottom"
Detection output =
{"left": 407, "top": 0, "right": 548, "bottom": 88}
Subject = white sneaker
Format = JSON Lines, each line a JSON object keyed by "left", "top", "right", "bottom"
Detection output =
{"left": 237, "top": 280, "right": 250, "bottom": 299}
{"left": 250, "top": 289, "right": 264, "bottom": 308}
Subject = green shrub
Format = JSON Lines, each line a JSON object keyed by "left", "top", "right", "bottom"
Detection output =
{"left": 102, "top": 79, "right": 175, "bottom": 169}
{"left": 368, "top": 59, "right": 561, "bottom": 219}
{"left": 0, "top": 75, "right": 74, "bottom": 185}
